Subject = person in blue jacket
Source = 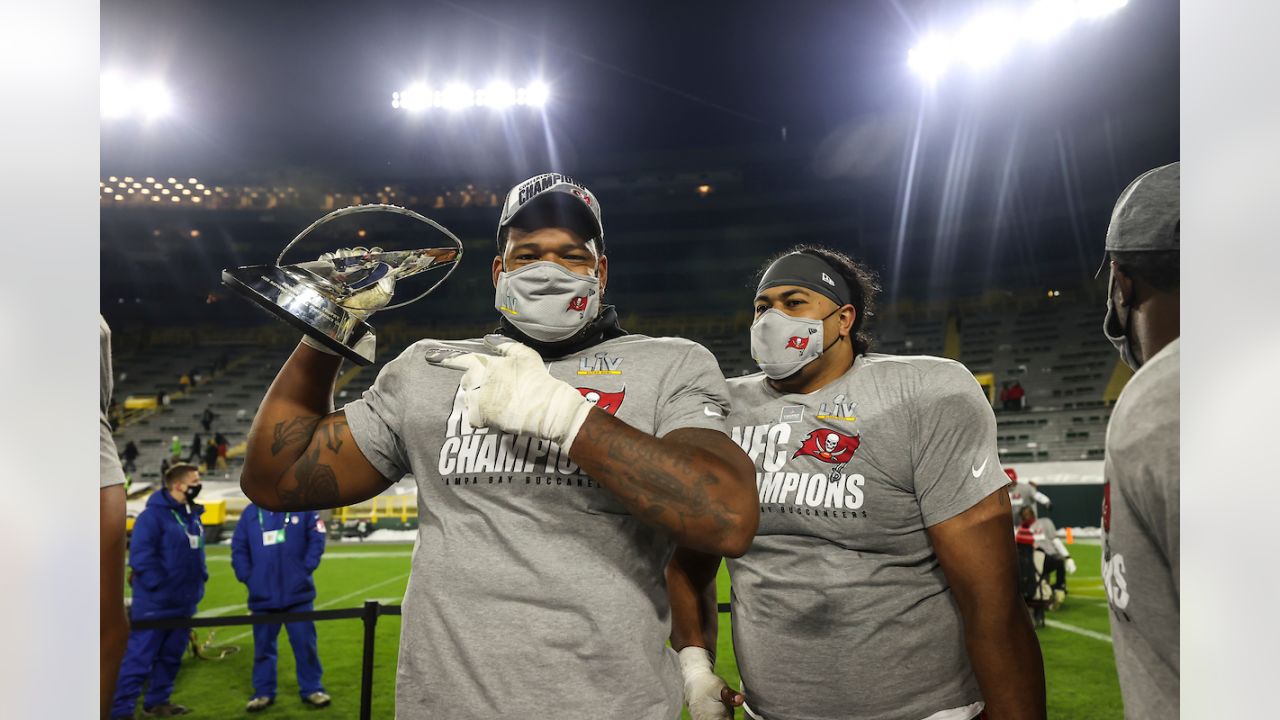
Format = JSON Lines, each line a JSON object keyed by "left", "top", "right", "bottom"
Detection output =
{"left": 231, "top": 502, "right": 331, "bottom": 712}
{"left": 112, "top": 463, "right": 207, "bottom": 719}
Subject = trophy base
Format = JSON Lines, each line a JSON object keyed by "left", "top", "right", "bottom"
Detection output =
{"left": 222, "top": 265, "right": 376, "bottom": 365}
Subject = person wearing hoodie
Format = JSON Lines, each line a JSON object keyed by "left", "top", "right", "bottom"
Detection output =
{"left": 111, "top": 464, "right": 206, "bottom": 719}
{"left": 231, "top": 504, "right": 331, "bottom": 712}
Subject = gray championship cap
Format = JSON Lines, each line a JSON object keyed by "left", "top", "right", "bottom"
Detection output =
{"left": 1095, "top": 161, "right": 1179, "bottom": 277}
{"left": 496, "top": 173, "right": 604, "bottom": 253}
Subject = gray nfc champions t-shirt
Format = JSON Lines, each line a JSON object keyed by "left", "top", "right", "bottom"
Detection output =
{"left": 100, "top": 315, "right": 126, "bottom": 489}
{"left": 725, "top": 353, "right": 1009, "bottom": 720}
{"left": 1102, "top": 338, "right": 1179, "bottom": 719}
{"left": 343, "top": 334, "right": 731, "bottom": 720}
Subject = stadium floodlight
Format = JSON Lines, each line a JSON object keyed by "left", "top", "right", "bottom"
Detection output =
{"left": 481, "top": 82, "right": 516, "bottom": 109}
{"left": 907, "top": 34, "right": 953, "bottom": 81}
{"left": 908, "top": 0, "right": 1129, "bottom": 80}
{"left": 1078, "top": 0, "right": 1128, "bottom": 20}
{"left": 101, "top": 74, "right": 173, "bottom": 120}
{"left": 392, "top": 80, "right": 548, "bottom": 111}
{"left": 441, "top": 83, "right": 476, "bottom": 110}
{"left": 1023, "top": 0, "right": 1079, "bottom": 42}
{"left": 525, "top": 82, "right": 549, "bottom": 108}
{"left": 955, "top": 9, "right": 1020, "bottom": 69}
{"left": 393, "top": 83, "right": 430, "bottom": 111}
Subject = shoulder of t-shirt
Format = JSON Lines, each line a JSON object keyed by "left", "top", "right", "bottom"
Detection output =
{"left": 861, "top": 353, "right": 977, "bottom": 393}
{"left": 1111, "top": 340, "right": 1179, "bottom": 436}
{"left": 382, "top": 337, "right": 486, "bottom": 365}
{"left": 726, "top": 370, "right": 767, "bottom": 390}
{"left": 602, "top": 333, "right": 705, "bottom": 354}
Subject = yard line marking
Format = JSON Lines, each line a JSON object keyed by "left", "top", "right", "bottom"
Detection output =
{"left": 206, "top": 551, "right": 413, "bottom": 563}
{"left": 1045, "top": 619, "right": 1113, "bottom": 644}
{"left": 196, "top": 603, "right": 247, "bottom": 618}
{"left": 217, "top": 571, "right": 411, "bottom": 644}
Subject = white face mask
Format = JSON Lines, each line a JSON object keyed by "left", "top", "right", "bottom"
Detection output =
{"left": 494, "top": 261, "right": 601, "bottom": 342}
{"left": 1103, "top": 272, "right": 1140, "bottom": 370}
{"left": 750, "top": 308, "right": 835, "bottom": 380}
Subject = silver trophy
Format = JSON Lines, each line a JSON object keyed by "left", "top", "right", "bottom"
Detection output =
{"left": 221, "top": 204, "right": 463, "bottom": 365}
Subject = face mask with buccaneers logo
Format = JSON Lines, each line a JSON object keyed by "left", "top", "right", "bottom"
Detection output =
{"left": 495, "top": 261, "right": 601, "bottom": 342}
{"left": 750, "top": 308, "right": 839, "bottom": 380}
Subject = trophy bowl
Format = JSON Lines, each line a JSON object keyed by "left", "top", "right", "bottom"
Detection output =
{"left": 221, "top": 204, "right": 463, "bottom": 365}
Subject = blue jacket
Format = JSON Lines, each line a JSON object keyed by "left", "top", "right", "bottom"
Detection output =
{"left": 129, "top": 489, "right": 207, "bottom": 619}
{"left": 231, "top": 504, "right": 326, "bottom": 611}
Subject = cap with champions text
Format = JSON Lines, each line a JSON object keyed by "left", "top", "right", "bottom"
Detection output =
{"left": 1095, "top": 161, "right": 1179, "bottom": 278}
{"left": 496, "top": 173, "right": 604, "bottom": 253}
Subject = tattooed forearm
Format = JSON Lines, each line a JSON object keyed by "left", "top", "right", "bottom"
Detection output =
{"left": 319, "top": 419, "right": 348, "bottom": 454}
{"left": 271, "top": 415, "right": 322, "bottom": 456}
{"left": 277, "top": 446, "right": 341, "bottom": 509}
{"left": 571, "top": 413, "right": 751, "bottom": 553}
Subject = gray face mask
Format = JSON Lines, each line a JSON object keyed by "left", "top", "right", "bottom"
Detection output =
{"left": 494, "top": 261, "right": 600, "bottom": 342}
{"left": 750, "top": 308, "right": 837, "bottom": 380}
{"left": 1103, "top": 273, "right": 1139, "bottom": 370}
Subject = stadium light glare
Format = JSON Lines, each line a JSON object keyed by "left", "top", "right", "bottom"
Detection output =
{"left": 103, "top": 74, "right": 173, "bottom": 121}
{"left": 526, "top": 82, "right": 549, "bottom": 107}
{"left": 909, "top": 0, "right": 1128, "bottom": 80}
{"left": 1023, "top": 0, "right": 1079, "bottom": 42}
{"left": 908, "top": 34, "right": 953, "bottom": 80}
{"left": 393, "top": 80, "right": 548, "bottom": 111}
{"left": 441, "top": 83, "right": 475, "bottom": 110}
{"left": 956, "top": 10, "right": 1020, "bottom": 69}
{"left": 1078, "top": 0, "right": 1128, "bottom": 20}
{"left": 483, "top": 82, "right": 516, "bottom": 109}
{"left": 398, "top": 83, "right": 430, "bottom": 111}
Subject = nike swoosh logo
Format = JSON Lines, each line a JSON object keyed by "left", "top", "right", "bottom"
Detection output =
{"left": 703, "top": 407, "right": 723, "bottom": 417}
{"left": 971, "top": 457, "right": 989, "bottom": 478}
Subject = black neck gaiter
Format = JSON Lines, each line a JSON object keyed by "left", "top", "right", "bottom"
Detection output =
{"left": 496, "top": 304, "right": 628, "bottom": 359}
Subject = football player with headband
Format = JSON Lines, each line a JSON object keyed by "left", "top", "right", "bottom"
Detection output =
{"left": 668, "top": 245, "right": 1046, "bottom": 720}
{"left": 240, "top": 173, "right": 758, "bottom": 720}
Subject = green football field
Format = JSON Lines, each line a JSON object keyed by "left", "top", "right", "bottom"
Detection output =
{"left": 124, "top": 541, "right": 1121, "bottom": 718}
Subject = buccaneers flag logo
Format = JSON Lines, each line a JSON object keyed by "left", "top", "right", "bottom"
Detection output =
{"left": 577, "top": 387, "right": 625, "bottom": 415}
{"left": 786, "top": 336, "right": 809, "bottom": 350}
{"left": 568, "top": 296, "right": 588, "bottom": 312}
{"left": 793, "top": 429, "right": 860, "bottom": 464}
{"left": 1102, "top": 481, "right": 1112, "bottom": 533}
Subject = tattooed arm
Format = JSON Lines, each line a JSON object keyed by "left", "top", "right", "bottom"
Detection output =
{"left": 241, "top": 342, "right": 391, "bottom": 511}
{"left": 569, "top": 417, "right": 758, "bottom": 557}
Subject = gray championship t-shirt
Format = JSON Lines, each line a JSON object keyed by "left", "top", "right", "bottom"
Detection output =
{"left": 1102, "top": 338, "right": 1179, "bottom": 719}
{"left": 1031, "top": 517, "right": 1061, "bottom": 557}
{"left": 100, "top": 315, "right": 126, "bottom": 488}
{"left": 343, "top": 334, "right": 730, "bottom": 720}
{"left": 1008, "top": 481, "right": 1042, "bottom": 522}
{"left": 725, "top": 353, "right": 1009, "bottom": 720}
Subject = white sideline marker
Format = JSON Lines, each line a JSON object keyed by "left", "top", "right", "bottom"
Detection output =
{"left": 1045, "top": 619, "right": 1113, "bottom": 644}
{"left": 218, "top": 572, "right": 410, "bottom": 644}
{"left": 205, "top": 550, "right": 413, "bottom": 562}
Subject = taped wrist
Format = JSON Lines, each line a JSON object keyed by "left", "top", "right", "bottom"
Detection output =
{"left": 300, "top": 335, "right": 340, "bottom": 356}
{"left": 541, "top": 381, "right": 593, "bottom": 451}
{"left": 678, "top": 646, "right": 716, "bottom": 680}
